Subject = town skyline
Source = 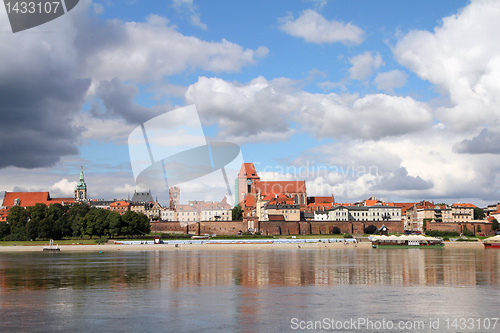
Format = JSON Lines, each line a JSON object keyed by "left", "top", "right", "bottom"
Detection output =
{"left": 2, "top": 163, "right": 498, "bottom": 211}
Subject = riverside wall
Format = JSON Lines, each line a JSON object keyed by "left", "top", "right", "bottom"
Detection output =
{"left": 151, "top": 220, "right": 406, "bottom": 236}
{"left": 426, "top": 221, "right": 494, "bottom": 236}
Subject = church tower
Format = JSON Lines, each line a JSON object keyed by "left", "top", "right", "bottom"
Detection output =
{"left": 236, "top": 163, "right": 260, "bottom": 205}
{"left": 75, "top": 166, "right": 87, "bottom": 202}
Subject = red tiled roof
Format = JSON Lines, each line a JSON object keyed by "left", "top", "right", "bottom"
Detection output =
{"left": 2, "top": 191, "right": 75, "bottom": 208}
{"left": 238, "top": 163, "right": 260, "bottom": 179}
{"left": 392, "top": 202, "right": 417, "bottom": 215}
{"left": 244, "top": 195, "right": 255, "bottom": 207}
{"left": 110, "top": 201, "right": 130, "bottom": 207}
{"left": 254, "top": 180, "right": 306, "bottom": 195}
{"left": 452, "top": 203, "right": 476, "bottom": 208}
{"left": 268, "top": 196, "right": 295, "bottom": 205}
{"left": 308, "top": 196, "right": 334, "bottom": 204}
{"left": 262, "top": 194, "right": 274, "bottom": 201}
{"left": 268, "top": 214, "right": 285, "bottom": 221}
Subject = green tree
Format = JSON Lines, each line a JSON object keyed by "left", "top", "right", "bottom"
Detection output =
{"left": 0, "top": 220, "right": 10, "bottom": 239}
{"left": 107, "top": 211, "right": 123, "bottom": 237}
{"left": 28, "top": 203, "right": 50, "bottom": 240}
{"left": 68, "top": 203, "right": 90, "bottom": 237}
{"left": 463, "top": 226, "right": 475, "bottom": 237}
{"left": 232, "top": 205, "right": 243, "bottom": 220}
{"left": 121, "top": 211, "right": 150, "bottom": 236}
{"left": 492, "top": 218, "right": 499, "bottom": 231}
{"left": 7, "top": 206, "right": 30, "bottom": 240}
{"left": 84, "top": 208, "right": 110, "bottom": 238}
{"left": 47, "top": 204, "right": 68, "bottom": 239}
{"left": 474, "top": 207, "right": 485, "bottom": 220}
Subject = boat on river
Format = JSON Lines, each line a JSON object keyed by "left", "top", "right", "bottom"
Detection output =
{"left": 371, "top": 235, "right": 444, "bottom": 248}
{"left": 483, "top": 235, "right": 500, "bottom": 248}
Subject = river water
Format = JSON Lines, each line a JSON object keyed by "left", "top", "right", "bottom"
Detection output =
{"left": 0, "top": 247, "right": 499, "bottom": 332}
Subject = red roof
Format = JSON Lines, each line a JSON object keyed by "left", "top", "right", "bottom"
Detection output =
{"left": 268, "top": 214, "right": 285, "bottom": 221}
{"left": 254, "top": 180, "right": 306, "bottom": 195}
{"left": 268, "top": 195, "right": 295, "bottom": 205}
{"left": 238, "top": 163, "right": 260, "bottom": 179}
{"left": 244, "top": 195, "right": 255, "bottom": 207}
{"left": 364, "top": 199, "right": 379, "bottom": 206}
{"left": 110, "top": 201, "right": 130, "bottom": 207}
{"left": 452, "top": 203, "right": 476, "bottom": 208}
{"left": 392, "top": 202, "right": 417, "bottom": 215}
{"left": 2, "top": 192, "right": 75, "bottom": 208}
{"left": 308, "top": 196, "right": 334, "bottom": 204}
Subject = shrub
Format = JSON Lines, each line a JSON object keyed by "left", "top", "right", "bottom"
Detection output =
{"left": 463, "top": 226, "right": 475, "bottom": 237}
{"left": 425, "top": 230, "right": 459, "bottom": 237}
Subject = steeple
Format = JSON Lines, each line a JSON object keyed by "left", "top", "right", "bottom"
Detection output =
{"left": 75, "top": 166, "right": 87, "bottom": 201}
{"left": 76, "top": 166, "right": 87, "bottom": 190}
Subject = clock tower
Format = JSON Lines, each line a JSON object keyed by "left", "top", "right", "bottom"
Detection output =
{"left": 236, "top": 163, "right": 260, "bottom": 205}
{"left": 75, "top": 166, "right": 87, "bottom": 202}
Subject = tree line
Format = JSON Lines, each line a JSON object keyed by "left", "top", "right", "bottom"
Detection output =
{"left": 0, "top": 203, "right": 151, "bottom": 241}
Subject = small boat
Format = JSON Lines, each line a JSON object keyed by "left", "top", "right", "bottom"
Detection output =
{"left": 483, "top": 235, "right": 500, "bottom": 248}
{"left": 371, "top": 235, "right": 444, "bottom": 248}
{"left": 43, "top": 239, "right": 60, "bottom": 251}
{"left": 192, "top": 235, "right": 209, "bottom": 239}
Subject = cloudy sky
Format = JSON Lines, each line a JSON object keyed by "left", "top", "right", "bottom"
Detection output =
{"left": 1, "top": 0, "right": 500, "bottom": 206}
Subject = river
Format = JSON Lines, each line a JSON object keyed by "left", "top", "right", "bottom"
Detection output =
{"left": 0, "top": 247, "right": 499, "bottom": 332}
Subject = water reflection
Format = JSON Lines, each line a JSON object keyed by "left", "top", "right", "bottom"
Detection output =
{"left": 1, "top": 247, "right": 499, "bottom": 291}
{"left": 1, "top": 248, "right": 499, "bottom": 332}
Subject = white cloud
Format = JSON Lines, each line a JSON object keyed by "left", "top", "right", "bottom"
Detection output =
{"left": 374, "top": 70, "right": 407, "bottom": 93}
{"left": 112, "top": 183, "right": 137, "bottom": 196}
{"left": 288, "top": 126, "right": 500, "bottom": 202}
{"left": 171, "top": 0, "right": 207, "bottom": 30}
{"left": 280, "top": 9, "right": 364, "bottom": 45}
{"left": 348, "top": 52, "right": 384, "bottom": 80}
{"left": 186, "top": 76, "right": 432, "bottom": 143}
{"left": 50, "top": 179, "right": 78, "bottom": 198}
{"left": 72, "top": 113, "right": 135, "bottom": 143}
{"left": 85, "top": 14, "right": 269, "bottom": 82}
{"left": 301, "top": 93, "right": 432, "bottom": 140}
{"left": 185, "top": 76, "right": 301, "bottom": 144}
{"left": 393, "top": 0, "right": 500, "bottom": 132}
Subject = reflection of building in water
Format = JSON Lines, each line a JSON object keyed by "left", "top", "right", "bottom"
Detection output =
{"left": 144, "top": 248, "right": 500, "bottom": 289}
{"left": 2, "top": 249, "right": 499, "bottom": 294}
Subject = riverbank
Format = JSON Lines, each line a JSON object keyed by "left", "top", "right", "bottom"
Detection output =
{"left": 0, "top": 240, "right": 486, "bottom": 252}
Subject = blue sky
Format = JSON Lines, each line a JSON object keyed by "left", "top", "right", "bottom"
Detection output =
{"left": 3, "top": 0, "right": 500, "bottom": 206}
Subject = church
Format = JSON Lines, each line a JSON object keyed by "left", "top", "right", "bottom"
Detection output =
{"left": 235, "top": 163, "right": 307, "bottom": 206}
{"left": 2, "top": 166, "right": 88, "bottom": 209}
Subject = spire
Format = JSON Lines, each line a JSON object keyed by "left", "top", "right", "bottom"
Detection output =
{"left": 76, "top": 166, "right": 87, "bottom": 190}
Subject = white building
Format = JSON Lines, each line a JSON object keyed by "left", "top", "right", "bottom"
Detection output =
{"left": 325, "top": 205, "right": 401, "bottom": 222}
{"left": 200, "top": 208, "right": 232, "bottom": 221}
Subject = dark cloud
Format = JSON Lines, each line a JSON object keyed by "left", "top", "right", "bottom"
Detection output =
{"left": 91, "top": 78, "right": 166, "bottom": 125}
{"left": 377, "top": 167, "right": 433, "bottom": 191}
{"left": 0, "top": 69, "right": 90, "bottom": 168}
{"left": 453, "top": 128, "right": 500, "bottom": 154}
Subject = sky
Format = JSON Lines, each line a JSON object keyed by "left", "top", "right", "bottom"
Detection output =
{"left": 2, "top": 0, "right": 500, "bottom": 207}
